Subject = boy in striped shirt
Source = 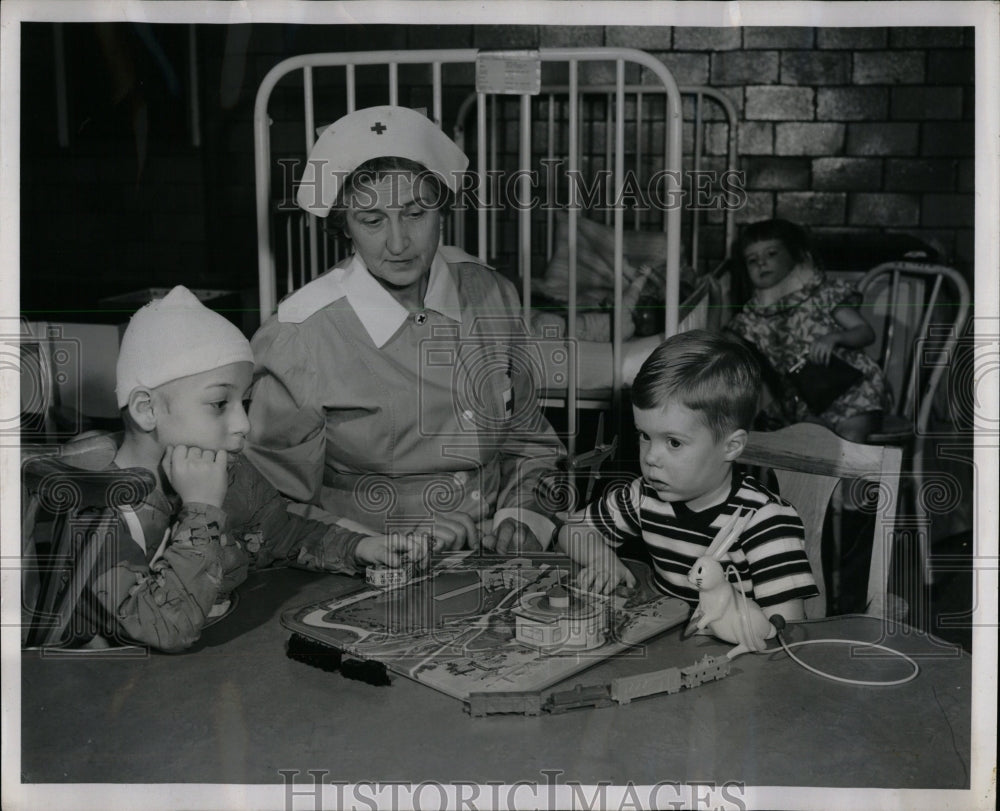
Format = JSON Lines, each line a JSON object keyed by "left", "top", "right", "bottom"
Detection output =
{"left": 559, "top": 330, "right": 818, "bottom": 621}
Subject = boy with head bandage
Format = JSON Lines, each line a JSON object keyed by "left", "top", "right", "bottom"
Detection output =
{"left": 25, "top": 286, "right": 423, "bottom": 652}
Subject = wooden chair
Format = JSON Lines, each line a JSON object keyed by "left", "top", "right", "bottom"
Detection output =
{"left": 741, "top": 423, "right": 902, "bottom": 620}
{"left": 21, "top": 435, "right": 155, "bottom": 648}
{"left": 857, "top": 261, "right": 972, "bottom": 583}
{"left": 19, "top": 321, "right": 62, "bottom": 443}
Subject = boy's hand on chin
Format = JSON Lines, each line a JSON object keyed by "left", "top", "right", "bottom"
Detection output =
{"left": 163, "top": 445, "right": 229, "bottom": 508}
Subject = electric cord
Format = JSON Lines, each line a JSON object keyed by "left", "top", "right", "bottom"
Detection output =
{"left": 770, "top": 614, "right": 920, "bottom": 687}
{"left": 725, "top": 564, "right": 920, "bottom": 686}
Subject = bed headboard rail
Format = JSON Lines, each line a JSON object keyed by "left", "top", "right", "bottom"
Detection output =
{"left": 255, "top": 48, "right": 684, "bottom": 428}
{"left": 452, "top": 83, "right": 738, "bottom": 276}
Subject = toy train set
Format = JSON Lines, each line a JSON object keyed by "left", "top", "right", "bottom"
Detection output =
{"left": 465, "top": 654, "right": 731, "bottom": 717}
{"left": 287, "top": 547, "right": 918, "bottom": 708}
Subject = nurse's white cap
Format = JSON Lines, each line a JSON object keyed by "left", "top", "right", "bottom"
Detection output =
{"left": 115, "top": 286, "right": 253, "bottom": 408}
{"left": 295, "top": 105, "right": 469, "bottom": 218}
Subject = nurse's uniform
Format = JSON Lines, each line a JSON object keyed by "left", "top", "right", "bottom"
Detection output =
{"left": 246, "top": 246, "right": 567, "bottom": 546}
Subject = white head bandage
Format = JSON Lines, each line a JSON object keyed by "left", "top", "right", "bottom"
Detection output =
{"left": 115, "top": 286, "right": 254, "bottom": 408}
{"left": 295, "top": 105, "right": 469, "bottom": 217}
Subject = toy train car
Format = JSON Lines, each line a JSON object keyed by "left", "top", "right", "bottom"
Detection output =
{"left": 465, "top": 691, "right": 543, "bottom": 717}
{"left": 680, "top": 654, "right": 731, "bottom": 688}
{"left": 610, "top": 655, "right": 731, "bottom": 705}
{"left": 610, "top": 667, "right": 682, "bottom": 704}
{"left": 543, "top": 683, "right": 615, "bottom": 714}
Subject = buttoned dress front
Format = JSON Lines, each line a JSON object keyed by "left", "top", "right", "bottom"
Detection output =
{"left": 246, "top": 247, "right": 567, "bottom": 546}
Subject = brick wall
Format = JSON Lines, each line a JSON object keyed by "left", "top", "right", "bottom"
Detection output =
{"left": 476, "top": 25, "right": 974, "bottom": 272}
{"left": 20, "top": 23, "right": 976, "bottom": 322}
{"left": 239, "top": 23, "right": 978, "bottom": 277}
{"left": 642, "top": 26, "right": 975, "bottom": 267}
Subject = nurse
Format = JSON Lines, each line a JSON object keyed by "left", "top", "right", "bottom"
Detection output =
{"left": 246, "top": 106, "right": 567, "bottom": 553}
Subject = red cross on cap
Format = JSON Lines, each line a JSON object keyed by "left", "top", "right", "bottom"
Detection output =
{"left": 371, "top": 121, "right": 387, "bottom": 134}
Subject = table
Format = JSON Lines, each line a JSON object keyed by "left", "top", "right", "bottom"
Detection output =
{"left": 20, "top": 567, "right": 972, "bottom": 790}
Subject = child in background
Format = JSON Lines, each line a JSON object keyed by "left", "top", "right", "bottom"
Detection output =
{"left": 24, "top": 286, "right": 424, "bottom": 652}
{"left": 723, "top": 219, "right": 886, "bottom": 442}
{"left": 558, "top": 330, "right": 818, "bottom": 621}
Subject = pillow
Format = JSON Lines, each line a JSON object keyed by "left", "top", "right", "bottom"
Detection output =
{"left": 533, "top": 211, "right": 685, "bottom": 306}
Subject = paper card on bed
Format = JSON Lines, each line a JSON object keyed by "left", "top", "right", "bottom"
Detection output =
{"left": 281, "top": 555, "right": 690, "bottom": 702}
{"left": 476, "top": 51, "right": 541, "bottom": 95}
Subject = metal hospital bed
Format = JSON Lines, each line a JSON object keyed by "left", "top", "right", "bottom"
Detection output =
{"left": 448, "top": 82, "right": 738, "bottom": 279}
{"left": 253, "top": 47, "right": 739, "bottom": 456}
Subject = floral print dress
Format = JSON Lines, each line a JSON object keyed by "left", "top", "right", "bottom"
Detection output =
{"left": 726, "top": 270, "right": 886, "bottom": 430}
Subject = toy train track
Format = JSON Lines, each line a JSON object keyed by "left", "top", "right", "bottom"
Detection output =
{"left": 465, "top": 654, "right": 731, "bottom": 717}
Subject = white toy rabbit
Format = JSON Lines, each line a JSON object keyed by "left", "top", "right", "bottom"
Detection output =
{"left": 684, "top": 508, "right": 776, "bottom": 659}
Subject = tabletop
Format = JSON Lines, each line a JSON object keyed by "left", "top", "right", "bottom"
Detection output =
{"left": 19, "top": 566, "right": 971, "bottom": 790}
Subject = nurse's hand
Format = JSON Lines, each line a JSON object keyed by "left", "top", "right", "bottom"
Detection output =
{"left": 425, "top": 511, "right": 480, "bottom": 551}
{"left": 356, "top": 532, "right": 431, "bottom": 569}
{"left": 481, "top": 519, "right": 543, "bottom": 555}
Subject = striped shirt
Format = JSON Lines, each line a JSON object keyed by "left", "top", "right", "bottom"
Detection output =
{"left": 578, "top": 469, "right": 819, "bottom": 608}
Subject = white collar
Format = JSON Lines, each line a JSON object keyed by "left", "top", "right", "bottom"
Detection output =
{"left": 344, "top": 250, "right": 463, "bottom": 347}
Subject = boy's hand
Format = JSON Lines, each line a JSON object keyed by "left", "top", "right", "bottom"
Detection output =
{"left": 355, "top": 532, "right": 431, "bottom": 569}
{"left": 162, "top": 445, "right": 228, "bottom": 508}
{"left": 577, "top": 552, "right": 637, "bottom": 595}
{"left": 481, "top": 518, "right": 543, "bottom": 555}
